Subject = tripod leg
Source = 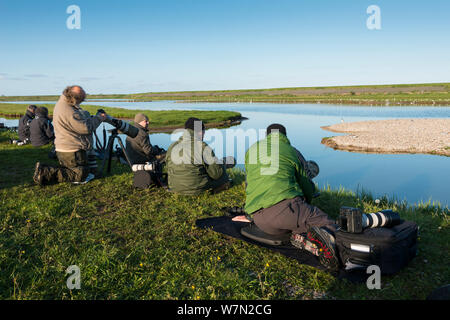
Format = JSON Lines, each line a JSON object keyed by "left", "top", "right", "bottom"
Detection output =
{"left": 107, "top": 135, "right": 115, "bottom": 173}
{"left": 115, "top": 136, "right": 133, "bottom": 169}
{"left": 99, "top": 136, "right": 113, "bottom": 176}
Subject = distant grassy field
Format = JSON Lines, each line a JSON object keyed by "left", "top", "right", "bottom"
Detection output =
{"left": 0, "top": 130, "right": 448, "bottom": 300}
{"left": 1, "top": 82, "right": 449, "bottom": 105}
{"left": 0, "top": 103, "right": 242, "bottom": 131}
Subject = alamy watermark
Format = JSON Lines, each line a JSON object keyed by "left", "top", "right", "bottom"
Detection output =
{"left": 366, "top": 265, "right": 381, "bottom": 289}
{"left": 367, "top": 5, "right": 381, "bottom": 30}
{"left": 66, "top": 5, "right": 81, "bottom": 30}
{"left": 66, "top": 265, "right": 81, "bottom": 290}
{"left": 169, "top": 122, "right": 280, "bottom": 175}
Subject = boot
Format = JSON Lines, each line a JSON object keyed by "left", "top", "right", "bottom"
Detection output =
{"left": 33, "top": 162, "right": 53, "bottom": 186}
{"left": 306, "top": 226, "right": 340, "bottom": 272}
{"left": 33, "top": 162, "right": 46, "bottom": 186}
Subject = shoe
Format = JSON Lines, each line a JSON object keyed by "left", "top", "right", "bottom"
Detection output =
{"left": 306, "top": 226, "right": 340, "bottom": 272}
{"left": 72, "top": 173, "right": 95, "bottom": 185}
{"left": 33, "top": 162, "right": 45, "bottom": 186}
{"left": 290, "top": 233, "right": 320, "bottom": 256}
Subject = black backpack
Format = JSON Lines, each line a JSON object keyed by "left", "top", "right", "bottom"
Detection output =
{"left": 335, "top": 220, "right": 418, "bottom": 274}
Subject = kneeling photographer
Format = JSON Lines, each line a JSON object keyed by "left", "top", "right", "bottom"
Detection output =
{"left": 33, "top": 85, "right": 108, "bottom": 186}
{"left": 125, "top": 113, "right": 166, "bottom": 165}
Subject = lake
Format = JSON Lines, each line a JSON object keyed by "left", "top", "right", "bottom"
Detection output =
{"left": 1, "top": 101, "right": 449, "bottom": 206}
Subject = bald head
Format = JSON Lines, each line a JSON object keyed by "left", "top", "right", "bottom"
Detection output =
{"left": 63, "top": 85, "right": 86, "bottom": 105}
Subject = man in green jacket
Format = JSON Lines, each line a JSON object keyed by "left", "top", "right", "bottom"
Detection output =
{"left": 244, "top": 124, "right": 339, "bottom": 271}
{"left": 166, "top": 117, "right": 231, "bottom": 195}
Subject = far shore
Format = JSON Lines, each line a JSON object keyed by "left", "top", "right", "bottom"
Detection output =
{"left": 321, "top": 118, "right": 450, "bottom": 157}
{"left": 1, "top": 82, "right": 449, "bottom": 106}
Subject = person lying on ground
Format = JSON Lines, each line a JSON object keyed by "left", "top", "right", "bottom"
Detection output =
{"left": 15, "top": 105, "right": 37, "bottom": 145}
{"left": 165, "top": 117, "right": 233, "bottom": 195}
{"left": 125, "top": 113, "right": 166, "bottom": 165}
{"left": 33, "top": 85, "right": 108, "bottom": 185}
{"left": 30, "top": 106, "right": 55, "bottom": 147}
{"left": 239, "top": 123, "right": 340, "bottom": 271}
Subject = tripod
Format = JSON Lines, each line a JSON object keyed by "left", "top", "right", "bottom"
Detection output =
{"left": 99, "top": 129, "right": 133, "bottom": 175}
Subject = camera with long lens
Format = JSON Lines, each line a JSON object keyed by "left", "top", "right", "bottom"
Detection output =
{"left": 132, "top": 161, "right": 158, "bottom": 172}
{"left": 338, "top": 206, "right": 401, "bottom": 233}
{"left": 97, "top": 109, "right": 139, "bottom": 138}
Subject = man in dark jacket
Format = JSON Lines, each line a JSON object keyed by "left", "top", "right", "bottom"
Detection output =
{"left": 17, "top": 105, "right": 37, "bottom": 144}
{"left": 30, "top": 106, "right": 55, "bottom": 147}
{"left": 165, "top": 117, "right": 231, "bottom": 195}
{"left": 125, "top": 113, "right": 164, "bottom": 165}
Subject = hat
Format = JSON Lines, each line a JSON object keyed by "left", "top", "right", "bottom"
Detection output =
{"left": 134, "top": 113, "right": 149, "bottom": 124}
{"left": 36, "top": 106, "right": 49, "bottom": 117}
{"left": 266, "top": 123, "right": 287, "bottom": 136}
{"left": 184, "top": 117, "right": 205, "bottom": 131}
{"left": 27, "top": 105, "right": 37, "bottom": 113}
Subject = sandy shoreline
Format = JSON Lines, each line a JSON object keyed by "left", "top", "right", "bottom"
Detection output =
{"left": 321, "top": 118, "right": 450, "bottom": 156}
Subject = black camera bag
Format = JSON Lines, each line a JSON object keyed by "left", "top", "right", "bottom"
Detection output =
{"left": 133, "top": 170, "right": 156, "bottom": 189}
{"left": 335, "top": 220, "right": 418, "bottom": 274}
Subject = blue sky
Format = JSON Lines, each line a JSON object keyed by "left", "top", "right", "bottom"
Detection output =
{"left": 0, "top": 0, "right": 449, "bottom": 95}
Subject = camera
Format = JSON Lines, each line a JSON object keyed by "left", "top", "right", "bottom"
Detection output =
{"left": 97, "top": 109, "right": 139, "bottom": 138}
{"left": 338, "top": 206, "right": 401, "bottom": 233}
{"left": 132, "top": 161, "right": 158, "bottom": 172}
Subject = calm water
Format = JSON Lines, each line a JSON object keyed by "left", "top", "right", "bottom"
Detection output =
{"left": 2, "top": 101, "right": 449, "bottom": 206}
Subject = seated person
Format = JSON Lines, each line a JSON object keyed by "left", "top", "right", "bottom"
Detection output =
{"left": 166, "top": 117, "right": 231, "bottom": 195}
{"left": 241, "top": 123, "right": 340, "bottom": 271}
{"left": 125, "top": 113, "right": 165, "bottom": 165}
{"left": 30, "top": 106, "right": 55, "bottom": 147}
{"left": 16, "top": 105, "right": 37, "bottom": 145}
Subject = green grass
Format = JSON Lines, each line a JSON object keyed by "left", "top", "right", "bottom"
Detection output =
{"left": 0, "top": 130, "right": 448, "bottom": 300}
{"left": 0, "top": 103, "right": 242, "bottom": 131}
{"left": 1, "top": 82, "right": 450, "bottom": 105}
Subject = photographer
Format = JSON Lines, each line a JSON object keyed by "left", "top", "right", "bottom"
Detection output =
{"left": 15, "top": 105, "right": 36, "bottom": 145}
{"left": 29, "top": 106, "right": 55, "bottom": 147}
{"left": 33, "top": 85, "right": 107, "bottom": 185}
{"left": 166, "top": 117, "right": 232, "bottom": 195}
{"left": 125, "top": 113, "right": 166, "bottom": 165}
{"left": 242, "top": 124, "right": 340, "bottom": 271}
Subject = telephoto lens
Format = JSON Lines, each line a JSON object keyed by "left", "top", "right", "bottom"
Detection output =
{"left": 98, "top": 109, "right": 139, "bottom": 138}
{"left": 338, "top": 207, "right": 401, "bottom": 233}
{"left": 362, "top": 210, "right": 401, "bottom": 229}
{"left": 132, "top": 162, "right": 155, "bottom": 172}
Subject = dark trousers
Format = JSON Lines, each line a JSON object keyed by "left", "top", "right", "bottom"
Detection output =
{"left": 44, "top": 150, "right": 89, "bottom": 183}
{"left": 253, "top": 196, "right": 335, "bottom": 236}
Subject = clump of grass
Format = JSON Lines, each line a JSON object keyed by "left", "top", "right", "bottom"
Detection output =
{"left": 0, "top": 130, "right": 448, "bottom": 300}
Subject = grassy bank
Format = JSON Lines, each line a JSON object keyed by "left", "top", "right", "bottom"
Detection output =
{"left": 0, "top": 103, "right": 243, "bottom": 131}
{"left": 1, "top": 82, "right": 450, "bottom": 105}
{"left": 0, "top": 130, "right": 448, "bottom": 300}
